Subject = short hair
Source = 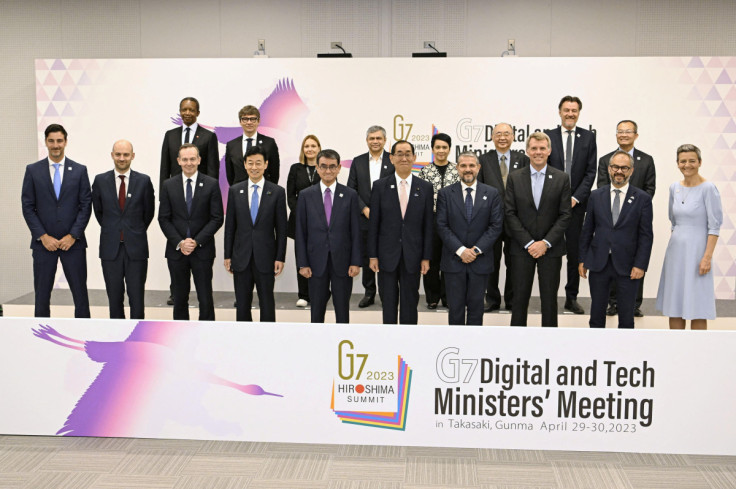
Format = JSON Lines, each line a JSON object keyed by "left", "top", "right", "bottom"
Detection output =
{"left": 609, "top": 150, "right": 633, "bottom": 167}
{"left": 178, "top": 143, "right": 200, "bottom": 157}
{"left": 558, "top": 95, "right": 582, "bottom": 111}
{"left": 456, "top": 151, "right": 479, "bottom": 165}
{"left": 44, "top": 123, "right": 67, "bottom": 139}
{"left": 526, "top": 131, "right": 551, "bottom": 150}
{"left": 245, "top": 145, "right": 267, "bottom": 161}
{"left": 179, "top": 97, "right": 200, "bottom": 111}
{"left": 391, "top": 140, "right": 415, "bottom": 155}
{"left": 617, "top": 120, "right": 638, "bottom": 133}
{"left": 431, "top": 133, "right": 452, "bottom": 148}
{"left": 676, "top": 144, "right": 702, "bottom": 162}
{"left": 238, "top": 105, "right": 260, "bottom": 120}
{"left": 299, "top": 134, "right": 322, "bottom": 164}
{"left": 492, "top": 123, "right": 513, "bottom": 135}
{"left": 366, "top": 125, "right": 387, "bottom": 139}
{"left": 317, "top": 149, "right": 341, "bottom": 165}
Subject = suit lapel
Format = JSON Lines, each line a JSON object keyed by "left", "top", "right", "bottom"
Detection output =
{"left": 189, "top": 174, "right": 204, "bottom": 214}
{"left": 253, "top": 181, "right": 271, "bottom": 226}
{"left": 470, "top": 185, "right": 486, "bottom": 223}
{"left": 510, "top": 153, "right": 525, "bottom": 172}
{"left": 41, "top": 159, "right": 57, "bottom": 200}
{"left": 487, "top": 151, "right": 503, "bottom": 185}
{"left": 380, "top": 153, "right": 393, "bottom": 178}
{"left": 615, "top": 186, "right": 637, "bottom": 226}
{"left": 58, "top": 161, "right": 75, "bottom": 200}
{"left": 108, "top": 171, "right": 121, "bottom": 213}
{"left": 518, "top": 167, "right": 534, "bottom": 209}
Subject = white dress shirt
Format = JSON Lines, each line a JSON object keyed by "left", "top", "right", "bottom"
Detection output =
{"left": 369, "top": 152, "right": 385, "bottom": 188}
{"left": 181, "top": 123, "right": 199, "bottom": 145}
{"left": 248, "top": 177, "right": 265, "bottom": 208}
{"left": 182, "top": 171, "right": 199, "bottom": 198}
{"left": 114, "top": 169, "right": 131, "bottom": 195}
{"left": 48, "top": 157, "right": 66, "bottom": 183}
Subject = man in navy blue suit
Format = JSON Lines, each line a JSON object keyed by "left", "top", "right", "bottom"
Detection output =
{"left": 436, "top": 152, "right": 503, "bottom": 326}
{"left": 368, "top": 140, "right": 434, "bottom": 324}
{"left": 296, "top": 149, "right": 361, "bottom": 323}
{"left": 91, "top": 140, "right": 155, "bottom": 319}
{"left": 579, "top": 151, "right": 653, "bottom": 329}
{"left": 545, "top": 96, "right": 597, "bottom": 315}
{"left": 224, "top": 146, "right": 287, "bottom": 322}
{"left": 22, "top": 124, "right": 92, "bottom": 318}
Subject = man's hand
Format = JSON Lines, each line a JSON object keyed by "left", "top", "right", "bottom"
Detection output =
{"left": 420, "top": 259, "right": 430, "bottom": 275}
{"left": 362, "top": 207, "right": 370, "bottom": 219}
{"left": 299, "top": 267, "right": 312, "bottom": 278}
{"left": 224, "top": 258, "right": 233, "bottom": 274}
{"left": 274, "top": 261, "right": 284, "bottom": 277}
{"left": 180, "top": 238, "right": 197, "bottom": 255}
{"left": 460, "top": 248, "right": 477, "bottom": 264}
{"left": 40, "top": 234, "right": 60, "bottom": 252}
{"left": 348, "top": 265, "right": 360, "bottom": 277}
{"left": 571, "top": 198, "right": 577, "bottom": 208}
{"left": 578, "top": 263, "right": 588, "bottom": 279}
{"left": 369, "top": 258, "right": 379, "bottom": 273}
{"left": 630, "top": 267, "right": 645, "bottom": 280}
{"left": 527, "top": 241, "right": 548, "bottom": 259}
{"left": 58, "top": 234, "right": 76, "bottom": 251}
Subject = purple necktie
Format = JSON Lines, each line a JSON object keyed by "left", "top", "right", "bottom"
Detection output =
{"left": 324, "top": 188, "right": 332, "bottom": 225}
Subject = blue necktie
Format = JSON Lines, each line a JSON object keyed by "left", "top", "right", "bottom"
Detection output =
{"left": 465, "top": 187, "right": 473, "bottom": 222}
{"left": 533, "top": 172, "right": 543, "bottom": 209}
{"left": 251, "top": 184, "right": 259, "bottom": 223}
{"left": 185, "top": 178, "right": 193, "bottom": 237}
{"left": 52, "top": 163, "right": 61, "bottom": 199}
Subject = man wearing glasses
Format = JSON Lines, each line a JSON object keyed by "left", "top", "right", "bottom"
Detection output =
{"left": 225, "top": 105, "right": 281, "bottom": 185}
{"left": 596, "top": 120, "right": 656, "bottom": 318}
{"left": 295, "top": 149, "right": 361, "bottom": 323}
{"left": 579, "top": 151, "right": 653, "bottom": 329}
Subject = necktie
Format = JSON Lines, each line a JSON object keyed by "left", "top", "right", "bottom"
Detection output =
{"left": 565, "top": 130, "right": 573, "bottom": 175}
{"left": 118, "top": 175, "right": 126, "bottom": 241}
{"left": 52, "top": 163, "right": 61, "bottom": 199}
{"left": 184, "top": 127, "right": 191, "bottom": 144}
{"left": 533, "top": 172, "right": 543, "bottom": 209}
{"left": 245, "top": 138, "right": 253, "bottom": 156}
{"left": 399, "top": 179, "right": 408, "bottom": 218}
{"left": 185, "top": 178, "right": 193, "bottom": 238}
{"left": 465, "top": 187, "right": 473, "bottom": 222}
{"left": 500, "top": 155, "right": 508, "bottom": 186}
{"left": 612, "top": 189, "right": 621, "bottom": 225}
{"left": 324, "top": 188, "right": 332, "bottom": 225}
{"left": 251, "top": 184, "right": 259, "bottom": 223}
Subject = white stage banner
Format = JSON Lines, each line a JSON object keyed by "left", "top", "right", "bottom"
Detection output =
{"left": 2, "top": 317, "right": 735, "bottom": 455}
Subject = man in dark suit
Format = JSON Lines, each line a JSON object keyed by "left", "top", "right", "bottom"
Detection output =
{"left": 368, "top": 140, "right": 434, "bottom": 324}
{"left": 477, "top": 122, "right": 529, "bottom": 312}
{"left": 436, "top": 152, "right": 503, "bottom": 326}
{"left": 579, "top": 151, "right": 653, "bottom": 329}
{"left": 545, "top": 95, "right": 597, "bottom": 315}
{"left": 596, "top": 120, "right": 656, "bottom": 317}
{"left": 505, "top": 132, "right": 572, "bottom": 327}
{"left": 21, "top": 123, "right": 92, "bottom": 318}
{"left": 347, "top": 125, "right": 395, "bottom": 308}
{"left": 158, "top": 143, "right": 224, "bottom": 321}
{"left": 296, "top": 149, "right": 361, "bottom": 323}
{"left": 224, "top": 146, "right": 287, "bottom": 322}
{"left": 225, "top": 105, "right": 280, "bottom": 185}
{"left": 91, "top": 140, "right": 155, "bottom": 319}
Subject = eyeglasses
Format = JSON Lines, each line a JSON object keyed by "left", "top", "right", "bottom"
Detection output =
{"left": 616, "top": 130, "right": 636, "bottom": 135}
{"left": 240, "top": 117, "right": 259, "bottom": 123}
{"left": 318, "top": 165, "right": 339, "bottom": 171}
{"left": 392, "top": 153, "right": 414, "bottom": 160}
{"left": 610, "top": 165, "right": 632, "bottom": 172}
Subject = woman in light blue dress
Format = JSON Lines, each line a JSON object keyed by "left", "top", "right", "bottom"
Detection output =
{"left": 656, "top": 144, "right": 722, "bottom": 330}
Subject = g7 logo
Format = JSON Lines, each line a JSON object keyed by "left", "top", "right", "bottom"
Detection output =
{"left": 393, "top": 114, "right": 413, "bottom": 140}
{"left": 338, "top": 340, "right": 368, "bottom": 380}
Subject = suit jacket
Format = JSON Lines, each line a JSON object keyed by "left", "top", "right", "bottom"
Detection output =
{"left": 347, "top": 151, "right": 394, "bottom": 230}
{"left": 436, "top": 182, "right": 504, "bottom": 274}
{"left": 225, "top": 133, "right": 280, "bottom": 185}
{"left": 504, "top": 165, "right": 572, "bottom": 257}
{"left": 91, "top": 170, "right": 155, "bottom": 261}
{"left": 477, "top": 150, "right": 529, "bottom": 201}
{"left": 158, "top": 173, "right": 224, "bottom": 261}
{"left": 286, "top": 162, "right": 320, "bottom": 238}
{"left": 224, "top": 180, "right": 287, "bottom": 273}
{"left": 579, "top": 185, "right": 653, "bottom": 275}
{"left": 160, "top": 125, "right": 219, "bottom": 194}
{"left": 295, "top": 183, "right": 361, "bottom": 277}
{"left": 597, "top": 148, "right": 656, "bottom": 197}
{"left": 367, "top": 175, "right": 434, "bottom": 273}
{"left": 21, "top": 158, "right": 92, "bottom": 250}
{"left": 545, "top": 126, "right": 597, "bottom": 206}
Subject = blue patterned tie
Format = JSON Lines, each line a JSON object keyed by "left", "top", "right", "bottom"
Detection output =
{"left": 251, "top": 184, "right": 259, "bottom": 223}
{"left": 465, "top": 187, "right": 473, "bottom": 222}
{"left": 52, "top": 163, "right": 61, "bottom": 199}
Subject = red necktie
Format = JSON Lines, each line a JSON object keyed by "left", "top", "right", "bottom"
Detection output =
{"left": 119, "top": 175, "right": 125, "bottom": 240}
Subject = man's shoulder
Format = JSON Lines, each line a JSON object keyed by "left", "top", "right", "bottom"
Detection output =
{"left": 130, "top": 169, "right": 152, "bottom": 182}
{"left": 630, "top": 185, "right": 652, "bottom": 202}
{"left": 351, "top": 152, "right": 369, "bottom": 165}
{"left": 599, "top": 149, "right": 616, "bottom": 163}
{"left": 546, "top": 164, "right": 566, "bottom": 177}
{"left": 438, "top": 181, "right": 460, "bottom": 195}
{"left": 477, "top": 181, "right": 500, "bottom": 197}
{"left": 633, "top": 148, "right": 654, "bottom": 163}
{"left": 257, "top": 132, "right": 276, "bottom": 144}
{"left": 26, "top": 158, "right": 49, "bottom": 172}
{"left": 225, "top": 134, "right": 241, "bottom": 147}
{"left": 479, "top": 150, "right": 498, "bottom": 163}
{"left": 163, "top": 126, "right": 181, "bottom": 139}
{"left": 336, "top": 182, "right": 357, "bottom": 195}
{"left": 264, "top": 179, "right": 285, "bottom": 195}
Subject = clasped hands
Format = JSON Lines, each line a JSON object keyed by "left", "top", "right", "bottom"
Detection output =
{"left": 40, "top": 233, "right": 76, "bottom": 252}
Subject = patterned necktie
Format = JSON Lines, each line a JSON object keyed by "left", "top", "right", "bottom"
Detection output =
{"left": 184, "top": 127, "right": 191, "bottom": 143}
{"left": 52, "top": 163, "right": 61, "bottom": 199}
{"left": 251, "top": 184, "right": 259, "bottom": 223}
{"left": 500, "top": 155, "right": 508, "bottom": 186}
{"left": 465, "top": 187, "right": 473, "bottom": 222}
{"left": 565, "top": 130, "right": 573, "bottom": 175}
{"left": 324, "top": 188, "right": 333, "bottom": 225}
{"left": 185, "top": 178, "right": 193, "bottom": 238}
{"left": 399, "top": 179, "right": 408, "bottom": 218}
{"left": 612, "top": 189, "right": 621, "bottom": 225}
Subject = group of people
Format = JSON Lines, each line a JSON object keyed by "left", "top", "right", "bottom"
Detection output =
{"left": 21, "top": 95, "right": 723, "bottom": 329}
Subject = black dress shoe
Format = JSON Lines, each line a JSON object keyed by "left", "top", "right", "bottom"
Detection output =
{"left": 485, "top": 303, "right": 500, "bottom": 312}
{"left": 167, "top": 295, "right": 174, "bottom": 306}
{"left": 606, "top": 305, "right": 617, "bottom": 316}
{"left": 427, "top": 303, "right": 438, "bottom": 310}
{"left": 564, "top": 299, "right": 585, "bottom": 314}
{"left": 634, "top": 307, "right": 644, "bottom": 318}
{"left": 358, "top": 295, "right": 375, "bottom": 308}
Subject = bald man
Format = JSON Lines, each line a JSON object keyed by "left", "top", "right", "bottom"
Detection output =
{"left": 91, "top": 140, "right": 155, "bottom": 319}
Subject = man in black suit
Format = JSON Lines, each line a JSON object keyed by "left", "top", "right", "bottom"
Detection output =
{"left": 347, "top": 125, "right": 395, "bottom": 308}
{"left": 368, "top": 140, "right": 434, "bottom": 324}
{"left": 91, "top": 140, "right": 155, "bottom": 319}
{"left": 596, "top": 120, "right": 656, "bottom": 317}
{"left": 296, "top": 149, "right": 361, "bottom": 323}
{"left": 579, "top": 151, "right": 653, "bottom": 329}
{"left": 477, "top": 122, "right": 529, "bottom": 312}
{"left": 545, "top": 96, "right": 597, "bottom": 315}
{"left": 158, "top": 143, "right": 224, "bottom": 321}
{"left": 505, "top": 132, "right": 572, "bottom": 327}
{"left": 436, "top": 152, "right": 503, "bottom": 326}
{"left": 21, "top": 123, "right": 92, "bottom": 318}
{"left": 224, "top": 146, "right": 287, "bottom": 322}
{"left": 225, "top": 105, "right": 280, "bottom": 185}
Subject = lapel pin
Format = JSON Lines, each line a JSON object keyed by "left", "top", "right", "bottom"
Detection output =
{"left": 628, "top": 199, "right": 633, "bottom": 203}
{"left": 414, "top": 193, "right": 419, "bottom": 197}
{"left": 576, "top": 133, "right": 581, "bottom": 138}
{"left": 339, "top": 193, "right": 343, "bottom": 198}
{"left": 483, "top": 195, "right": 487, "bottom": 200}
{"left": 267, "top": 191, "right": 272, "bottom": 195}
{"left": 548, "top": 175, "right": 552, "bottom": 179}
{"left": 637, "top": 156, "right": 641, "bottom": 160}
{"left": 390, "top": 184, "right": 395, "bottom": 189}
{"left": 199, "top": 182, "right": 203, "bottom": 187}
{"left": 239, "top": 189, "right": 244, "bottom": 193}
{"left": 67, "top": 167, "right": 72, "bottom": 171}
{"left": 127, "top": 193, "right": 132, "bottom": 198}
